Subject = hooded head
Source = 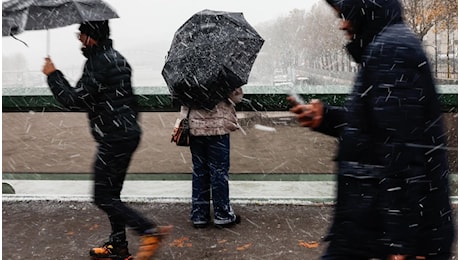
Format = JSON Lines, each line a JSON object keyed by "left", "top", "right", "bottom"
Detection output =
{"left": 325, "top": 0, "right": 403, "bottom": 62}
{"left": 78, "top": 20, "right": 110, "bottom": 42}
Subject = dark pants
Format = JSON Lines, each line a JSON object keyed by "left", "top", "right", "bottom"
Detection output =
{"left": 322, "top": 250, "right": 452, "bottom": 260}
{"left": 189, "top": 134, "right": 236, "bottom": 224}
{"left": 93, "top": 137, "right": 154, "bottom": 242}
{"left": 322, "top": 168, "right": 453, "bottom": 260}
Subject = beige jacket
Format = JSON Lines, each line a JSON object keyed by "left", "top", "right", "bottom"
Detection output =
{"left": 180, "top": 87, "right": 243, "bottom": 136}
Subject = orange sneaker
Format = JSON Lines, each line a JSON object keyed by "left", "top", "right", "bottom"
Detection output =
{"left": 89, "top": 241, "right": 133, "bottom": 259}
{"left": 135, "top": 225, "right": 173, "bottom": 260}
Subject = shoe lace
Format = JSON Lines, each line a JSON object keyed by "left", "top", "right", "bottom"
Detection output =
{"left": 103, "top": 242, "right": 114, "bottom": 249}
{"left": 92, "top": 242, "right": 114, "bottom": 255}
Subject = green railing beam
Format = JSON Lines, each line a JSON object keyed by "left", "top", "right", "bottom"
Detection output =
{"left": 2, "top": 85, "right": 457, "bottom": 112}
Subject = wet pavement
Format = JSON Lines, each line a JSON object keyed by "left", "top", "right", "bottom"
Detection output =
{"left": 2, "top": 112, "right": 458, "bottom": 259}
{"left": 3, "top": 200, "right": 336, "bottom": 260}
{"left": 2, "top": 182, "right": 458, "bottom": 260}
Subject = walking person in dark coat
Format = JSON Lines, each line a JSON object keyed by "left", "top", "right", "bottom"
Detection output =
{"left": 288, "top": 0, "right": 454, "bottom": 259}
{"left": 42, "top": 20, "right": 172, "bottom": 260}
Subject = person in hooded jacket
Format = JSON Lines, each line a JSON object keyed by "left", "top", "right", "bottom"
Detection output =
{"left": 288, "top": 0, "right": 454, "bottom": 259}
{"left": 42, "top": 20, "right": 172, "bottom": 260}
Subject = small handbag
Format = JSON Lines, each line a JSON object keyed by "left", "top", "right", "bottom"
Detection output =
{"left": 171, "top": 108, "right": 191, "bottom": 146}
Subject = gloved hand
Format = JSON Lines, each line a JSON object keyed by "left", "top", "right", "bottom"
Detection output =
{"left": 287, "top": 97, "right": 324, "bottom": 128}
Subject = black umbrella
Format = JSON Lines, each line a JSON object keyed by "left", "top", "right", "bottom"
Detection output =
{"left": 162, "top": 9, "right": 264, "bottom": 110}
{"left": 2, "top": 0, "right": 118, "bottom": 54}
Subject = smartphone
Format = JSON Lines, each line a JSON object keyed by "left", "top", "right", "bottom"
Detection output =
{"left": 287, "top": 90, "right": 305, "bottom": 106}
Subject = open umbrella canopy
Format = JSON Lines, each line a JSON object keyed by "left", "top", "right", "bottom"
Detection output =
{"left": 2, "top": 0, "right": 118, "bottom": 36}
{"left": 162, "top": 9, "right": 264, "bottom": 110}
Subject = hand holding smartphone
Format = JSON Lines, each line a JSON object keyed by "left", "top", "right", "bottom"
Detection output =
{"left": 287, "top": 92, "right": 323, "bottom": 128}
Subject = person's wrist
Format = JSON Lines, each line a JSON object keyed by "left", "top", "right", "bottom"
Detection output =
{"left": 45, "top": 69, "right": 57, "bottom": 76}
{"left": 310, "top": 116, "right": 322, "bottom": 128}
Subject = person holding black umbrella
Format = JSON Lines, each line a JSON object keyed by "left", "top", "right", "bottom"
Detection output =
{"left": 179, "top": 87, "right": 243, "bottom": 229}
{"left": 162, "top": 10, "right": 264, "bottom": 231}
{"left": 288, "top": 0, "right": 454, "bottom": 259}
{"left": 42, "top": 20, "right": 172, "bottom": 260}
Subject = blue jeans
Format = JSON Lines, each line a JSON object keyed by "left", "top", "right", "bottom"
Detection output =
{"left": 189, "top": 134, "right": 236, "bottom": 224}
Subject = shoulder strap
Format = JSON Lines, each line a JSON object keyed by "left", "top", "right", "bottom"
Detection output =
{"left": 186, "top": 107, "right": 191, "bottom": 118}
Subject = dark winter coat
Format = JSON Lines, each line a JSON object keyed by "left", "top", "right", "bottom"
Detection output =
{"left": 47, "top": 39, "right": 141, "bottom": 143}
{"left": 320, "top": 0, "right": 454, "bottom": 257}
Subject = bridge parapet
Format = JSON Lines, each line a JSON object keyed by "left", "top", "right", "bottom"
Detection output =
{"left": 2, "top": 85, "right": 457, "bottom": 112}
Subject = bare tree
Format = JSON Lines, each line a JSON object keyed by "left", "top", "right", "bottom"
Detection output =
{"left": 401, "top": 0, "right": 457, "bottom": 40}
{"left": 301, "top": 2, "right": 353, "bottom": 75}
{"left": 434, "top": 0, "right": 458, "bottom": 78}
{"left": 250, "top": 0, "right": 458, "bottom": 83}
{"left": 253, "top": 9, "right": 313, "bottom": 83}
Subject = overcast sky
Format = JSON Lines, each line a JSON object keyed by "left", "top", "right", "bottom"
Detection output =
{"left": 2, "top": 0, "right": 321, "bottom": 85}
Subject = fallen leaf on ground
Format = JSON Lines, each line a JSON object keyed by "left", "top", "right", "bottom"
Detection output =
{"left": 89, "top": 224, "right": 99, "bottom": 231}
{"left": 236, "top": 243, "right": 252, "bottom": 251}
{"left": 298, "top": 240, "right": 319, "bottom": 248}
{"left": 169, "top": 237, "right": 192, "bottom": 248}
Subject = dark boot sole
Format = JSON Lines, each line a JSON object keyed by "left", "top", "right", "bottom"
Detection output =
{"left": 215, "top": 215, "right": 241, "bottom": 229}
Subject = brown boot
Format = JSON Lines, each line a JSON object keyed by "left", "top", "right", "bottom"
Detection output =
{"left": 135, "top": 225, "right": 173, "bottom": 260}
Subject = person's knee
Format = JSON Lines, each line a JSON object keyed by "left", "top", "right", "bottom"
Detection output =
{"left": 93, "top": 196, "right": 104, "bottom": 209}
{"left": 93, "top": 191, "right": 112, "bottom": 209}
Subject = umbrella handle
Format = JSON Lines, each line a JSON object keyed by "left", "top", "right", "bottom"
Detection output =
{"left": 46, "top": 29, "right": 50, "bottom": 57}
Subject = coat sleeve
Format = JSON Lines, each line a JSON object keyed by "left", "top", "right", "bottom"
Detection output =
{"left": 179, "top": 105, "right": 189, "bottom": 118}
{"left": 47, "top": 70, "right": 85, "bottom": 109}
{"left": 314, "top": 105, "right": 347, "bottom": 137}
{"left": 47, "top": 64, "right": 101, "bottom": 110}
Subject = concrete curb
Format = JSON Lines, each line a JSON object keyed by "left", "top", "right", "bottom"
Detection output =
{"left": 1, "top": 180, "right": 337, "bottom": 204}
{"left": 2, "top": 179, "right": 457, "bottom": 205}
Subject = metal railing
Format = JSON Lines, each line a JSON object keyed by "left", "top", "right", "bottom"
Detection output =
{"left": 2, "top": 85, "right": 458, "bottom": 112}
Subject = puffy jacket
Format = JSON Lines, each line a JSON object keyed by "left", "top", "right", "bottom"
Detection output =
{"left": 180, "top": 87, "right": 243, "bottom": 136}
{"left": 47, "top": 39, "right": 141, "bottom": 142}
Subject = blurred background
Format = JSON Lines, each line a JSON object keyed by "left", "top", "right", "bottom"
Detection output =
{"left": 3, "top": 0, "right": 457, "bottom": 88}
